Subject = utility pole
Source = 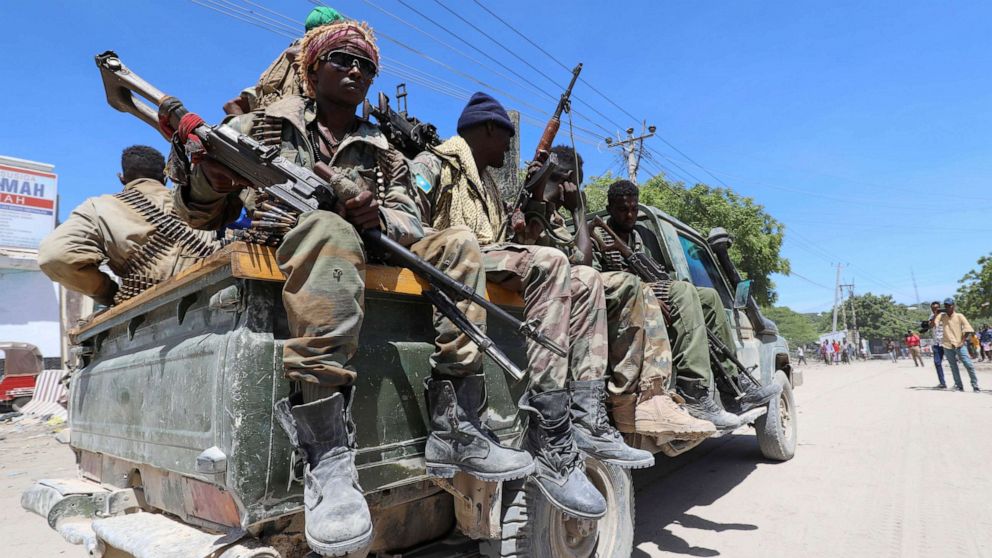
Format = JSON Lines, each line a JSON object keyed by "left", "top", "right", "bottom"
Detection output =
{"left": 604, "top": 121, "right": 656, "bottom": 183}
{"left": 831, "top": 263, "right": 844, "bottom": 332}
{"left": 911, "top": 267, "right": 921, "bottom": 308}
{"left": 840, "top": 282, "right": 857, "bottom": 345}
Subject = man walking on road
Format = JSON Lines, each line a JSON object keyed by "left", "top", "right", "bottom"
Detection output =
{"left": 905, "top": 330, "right": 924, "bottom": 367}
{"left": 797, "top": 345, "right": 808, "bottom": 366}
{"left": 934, "top": 298, "right": 981, "bottom": 392}
{"left": 926, "top": 301, "right": 947, "bottom": 388}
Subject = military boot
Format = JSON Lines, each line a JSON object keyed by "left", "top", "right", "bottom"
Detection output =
{"left": 677, "top": 385, "right": 741, "bottom": 431}
{"left": 520, "top": 389, "right": 607, "bottom": 520}
{"left": 425, "top": 374, "right": 535, "bottom": 481}
{"left": 632, "top": 379, "right": 716, "bottom": 443}
{"left": 729, "top": 373, "right": 782, "bottom": 413}
{"left": 570, "top": 379, "right": 655, "bottom": 469}
{"left": 275, "top": 392, "right": 372, "bottom": 558}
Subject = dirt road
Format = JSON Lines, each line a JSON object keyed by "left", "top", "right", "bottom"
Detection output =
{"left": 2, "top": 359, "right": 990, "bottom": 557}
{"left": 633, "top": 358, "right": 992, "bottom": 558}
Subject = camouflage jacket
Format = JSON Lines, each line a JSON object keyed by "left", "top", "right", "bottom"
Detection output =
{"left": 411, "top": 136, "right": 507, "bottom": 246}
{"left": 175, "top": 95, "right": 423, "bottom": 247}
{"left": 241, "top": 40, "right": 305, "bottom": 112}
{"left": 39, "top": 178, "right": 219, "bottom": 303}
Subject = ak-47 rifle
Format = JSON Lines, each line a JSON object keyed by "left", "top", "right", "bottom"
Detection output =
{"left": 363, "top": 90, "right": 440, "bottom": 160}
{"left": 589, "top": 215, "right": 761, "bottom": 396}
{"left": 508, "top": 63, "right": 582, "bottom": 237}
{"left": 94, "top": 51, "right": 567, "bottom": 380}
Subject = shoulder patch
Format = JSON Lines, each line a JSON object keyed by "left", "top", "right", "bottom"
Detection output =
{"left": 415, "top": 174, "right": 432, "bottom": 193}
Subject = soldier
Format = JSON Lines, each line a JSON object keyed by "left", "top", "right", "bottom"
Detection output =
{"left": 222, "top": 6, "right": 343, "bottom": 115}
{"left": 594, "top": 180, "right": 781, "bottom": 429}
{"left": 39, "top": 145, "right": 219, "bottom": 306}
{"left": 412, "top": 92, "right": 647, "bottom": 521}
{"left": 544, "top": 146, "right": 715, "bottom": 444}
{"left": 176, "top": 22, "right": 531, "bottom": 557}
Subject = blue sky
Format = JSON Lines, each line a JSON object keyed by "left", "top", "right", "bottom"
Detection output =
{"left": 2, "top": 0, "right": 989, "bottom": 312}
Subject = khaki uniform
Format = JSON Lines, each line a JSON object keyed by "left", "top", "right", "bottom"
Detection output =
{"left": 241, "top": 40, "right": 305, "bottom": 112}
{"left": 176, "top": 96, "right": 486, "bottom": 386}
{"left": 413, "top": 136, "right": 609, "bottom": 391}
{"left": 39, "top": 178, "right": 219, "bottom": 304}
{"left": 593, "top": 223, "right": 739, "bottom": 391}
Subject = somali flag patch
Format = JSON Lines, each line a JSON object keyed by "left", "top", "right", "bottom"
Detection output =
{"left": 415, "top": 174, "right": 432, "bottom": 193}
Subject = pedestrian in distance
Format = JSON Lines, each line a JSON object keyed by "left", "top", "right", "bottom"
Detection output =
{"left": 933, "top": 298, "right": 981, "bottom": 392}
{"left": 926, "top": 301, "right": 948, "bottom": 388}
{"left": 797, "top": 345, "right": 808, "bottom": 366}
{"left": 980, "top": 324, "right": 992, "bottom": 361}
{"left": 887, "top": 339, "right": 898, "bottom": 362}
{"left": 823, "top": 340, "right": 833, "bottom": 365}
{"left": 905, "top": 330, "right": 924, "bottom": 367}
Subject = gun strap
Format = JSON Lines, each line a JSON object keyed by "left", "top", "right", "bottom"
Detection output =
{"left": 112, "top": 189, "right": 219, "bottom": 303}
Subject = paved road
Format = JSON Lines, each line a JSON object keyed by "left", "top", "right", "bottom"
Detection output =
{"left": 3, "top": 359, "right": 991, "bottom": 557}
{"left": 633, "top": 358, "right": 992, "bottom": 558}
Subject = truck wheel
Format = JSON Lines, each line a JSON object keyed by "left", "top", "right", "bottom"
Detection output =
{"left": 755, "top": 370, "right": 797, "bottom": 461}
{"left": 480, "top": 459, "right": 634, "bottom": 558}
{"left": 11, "top": 397, "right": 31, "bottom": 412}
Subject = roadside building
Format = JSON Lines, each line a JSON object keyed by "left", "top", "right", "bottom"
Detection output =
{"left": 0, "top": 156, "right": 63, "bottom": 371}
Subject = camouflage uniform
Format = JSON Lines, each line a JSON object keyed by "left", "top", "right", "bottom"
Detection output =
{"left": 412, "top": 137, "right": 609, "bottom": 391}
{"left": 593, "top": 223, "right": 739, "bottom": 391}
{"left": 39, "top": 178, "right": 219, "bottom": 305}
{"left": 176, "top": 96, "right": 486, "bottom": 386}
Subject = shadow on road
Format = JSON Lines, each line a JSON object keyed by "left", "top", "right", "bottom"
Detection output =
{"left": 630, "top": 434, "right": 767, "bottom": 557}
{"left": 906, "top": 386, "right": 985, "bottom": 393}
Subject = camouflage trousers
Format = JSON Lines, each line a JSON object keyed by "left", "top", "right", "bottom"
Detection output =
{"left": 482, "top": 244, "right": 607, "bottom": 392}
{"left": 599, "top": 271, "right": 673, "bottom": 396}
{"left": 654, "top": 280, "right": 738, "bottom": 391}
{"left": 277, "top": 210, "right": 486, "bottom": 387}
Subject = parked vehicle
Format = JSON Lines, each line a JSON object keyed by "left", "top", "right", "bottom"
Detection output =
{"left": 22, "top": 204, "right": 799, "bottom": 557}
{"left": 0, "top": 341, "right": 43, "bottom": 412}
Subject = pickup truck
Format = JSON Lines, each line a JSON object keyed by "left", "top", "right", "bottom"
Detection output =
{"left": 22, "top": 203, "right": 799, "bottom": 558}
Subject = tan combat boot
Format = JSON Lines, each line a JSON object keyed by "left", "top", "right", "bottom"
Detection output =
{"left": 632, "top": 379, "right": 716, "bottom": 444}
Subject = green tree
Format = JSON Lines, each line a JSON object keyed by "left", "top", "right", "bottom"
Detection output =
{"left": 816, "top": 293, "right": 929, "bottom": 342}
{"left": 762, "top": 306, "right": 820, "bottom": 347}
{"left": 955, "top": 254, "right": 992, "bottom": 321}
{"left": 584, "top": 174, "right": 790, "bottom": 305}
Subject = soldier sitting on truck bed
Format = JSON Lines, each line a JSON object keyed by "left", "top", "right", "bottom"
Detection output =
{"left": 540, "top": 146, "right": 716, "bottom": 444}
{"left": 412, "top": 92, "right": 651, "bottom": 522}
{"left": 593, "top": 180, "right": 781, "bottom": 429}
{"left": 174, "top": 22, "right": 533, "bottom": 558}
{"left": 38, "top": 145, "right": 220, "bottom": 307}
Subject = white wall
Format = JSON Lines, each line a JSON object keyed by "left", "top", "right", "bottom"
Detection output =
{"left": 0, "top": 269, "right": 61, "bottom": 358}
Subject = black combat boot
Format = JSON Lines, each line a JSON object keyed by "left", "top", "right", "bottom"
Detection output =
{"left": 425, "top": 374, "right": 535, "bottom": 481}
{"left": 732, "top": 373, "right": 782, "bottom": 413}
{"left": 520, "top": 389, "right": 607, "bottom": 520}
{"left": 570, "top": 379, "right": 655, "bottom": 469}
{"left": 678, "top": 385, "right": 741, "bottom": 431}
{"left": 275, "top": 392, "right": 372, "bottom": 558}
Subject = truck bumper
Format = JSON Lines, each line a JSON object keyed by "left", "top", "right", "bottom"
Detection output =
{"left": 21, "top": 478, "right": 279, "bottom": 558}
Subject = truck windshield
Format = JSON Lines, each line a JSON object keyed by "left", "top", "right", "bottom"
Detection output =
{"left": 678, "top": 235, "right": 723, "bottom": 291}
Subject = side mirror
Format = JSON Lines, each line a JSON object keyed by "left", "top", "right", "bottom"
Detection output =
{"left": 734, "top": 279, "right": 752, "bottom": 310}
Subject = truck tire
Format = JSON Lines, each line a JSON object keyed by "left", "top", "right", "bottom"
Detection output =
{"left": 480, "top": 458, "right": 634, "bottom": 558}
{"left": 754, "top": 370, "right": 797, "bottom": 461}
{"left": 11, "top": 397, "right": 31, "bottom": 412}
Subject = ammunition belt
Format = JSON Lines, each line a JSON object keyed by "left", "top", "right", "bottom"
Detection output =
{"left": 649, "top": 279, "right": 681, "bottom": 323}
{"left": 592, "top": 229, "right": 628, "bottom": 272}
{"left": 112, "top": 189, "right": 220, "bottom": 304}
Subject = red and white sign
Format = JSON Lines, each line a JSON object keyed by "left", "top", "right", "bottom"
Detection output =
{"left": 0, "top": 158, "right": 58, "bottom": 250}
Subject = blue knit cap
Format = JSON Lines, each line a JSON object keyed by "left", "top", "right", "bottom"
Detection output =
{"left": 457, "top": 92, "right": 515, "bottom": 136}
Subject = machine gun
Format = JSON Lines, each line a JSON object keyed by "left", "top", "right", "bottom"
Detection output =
{"left": 507, "top": 63, "right": 582, "bottom": 237}
{"left": 363, "top": 86, "right": 440, "bottom": 160}
{"left": 94, "top": 50, "right": 568, "bottom": 380}
{"left": 589, "top": 215, "right": 761, "bottom": 397}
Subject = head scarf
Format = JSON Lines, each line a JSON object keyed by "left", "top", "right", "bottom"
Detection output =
{"left": 300, "top": 20, "right": 379, "bottom": 97}
{"left": 304, "top": 6, "right": 342, "bottom": 32}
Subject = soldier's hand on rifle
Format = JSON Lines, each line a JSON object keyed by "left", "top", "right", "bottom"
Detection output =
{"left": 199, "top": 157, "right": 252, "bottom": 194}
{"left": 340, "top": 190, "right": 381, "bottom": 231}
{"left": 524, "top": 149, "right": 549, "bottom": 181}
{"left": 561, "top": 179, "right": 582, "bottom": 213}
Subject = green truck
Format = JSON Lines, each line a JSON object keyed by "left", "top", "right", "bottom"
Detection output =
{"left": 21, "top": 205, "right": 800, "bottom": 558}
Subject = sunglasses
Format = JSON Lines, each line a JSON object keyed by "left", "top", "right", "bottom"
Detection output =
{"left": 320, "top": 51, "right": 377, "bottom": 77}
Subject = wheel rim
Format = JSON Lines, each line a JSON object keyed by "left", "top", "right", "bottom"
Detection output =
{"left": 778, "top": 390, "right": 793, "bottom": 443}
{"left": 547, "top": 460, "right": 618, "bottom": 557}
